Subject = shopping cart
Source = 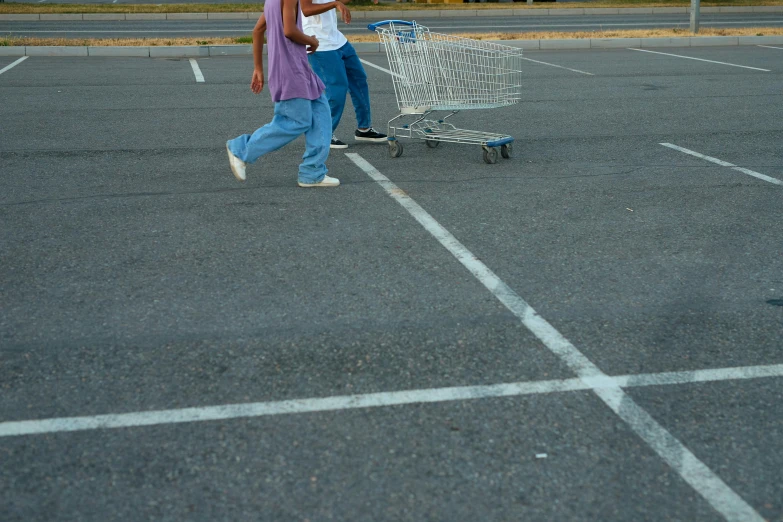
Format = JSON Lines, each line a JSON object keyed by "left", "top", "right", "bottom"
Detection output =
{"left": 368, "top": 20, "right": 524, "bottom": 164}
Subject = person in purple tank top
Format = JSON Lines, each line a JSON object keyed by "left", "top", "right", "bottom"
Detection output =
{"left": 225, "top": 0, "right": 340, "bottom": 187}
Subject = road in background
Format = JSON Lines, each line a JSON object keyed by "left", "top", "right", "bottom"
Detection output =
{"left": 2, "top": 13, "right": 783, "bottom": 38}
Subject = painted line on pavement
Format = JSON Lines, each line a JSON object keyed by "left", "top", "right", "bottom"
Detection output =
{"left": 628, "top": 48, "right": 771, "bottom": 71}
{"left": 0, "top": 379, "right": 588, "bottom": 437}
{"left": 661, "top": 143, "right": 783, "bottom": 186}
{"left": 345, "top": 152, "right": 764, "bottom": 522}
{"left": 362, "top": 56, "right": 592, "bottom": 79}
{"left": 358, "top": 58, "right": 406, "bottom": 79}
{"left": 612, "top": 363, "right": 783, "bottom": 388}
{"left": 757, "top": 44, "right": 783, "bottom": 50}
{"left": 1, "top": 363, "right": 782, "bottom": 437}
{"left": 0, "top": 56, "right": 29, "bottom": 77}
{"left": 522, "top": 56, "right": 594, "bottom": 75}
{"left": 358, "top": 58, "right": 392, "bottom": 75}
{"left": 189, "top": 58, "right": 204, "bottom": 83}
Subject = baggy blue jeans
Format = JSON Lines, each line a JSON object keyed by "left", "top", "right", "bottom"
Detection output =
{"left": 226, "top": 93, "right": 331, "bottom": 185}
{"left": 307, "top": 42, "right": 372, "bottom": 133}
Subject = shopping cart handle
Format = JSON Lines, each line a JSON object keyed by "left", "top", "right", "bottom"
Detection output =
{"left": 367, "top": 20, "right": 415, "bottom": 31}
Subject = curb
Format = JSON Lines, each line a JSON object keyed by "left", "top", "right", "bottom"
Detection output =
{"left": 1, "top": 5, "right": 782, "bottom": 21}
{"left": 2, "top": 35, "right": 783, "bottom": 56}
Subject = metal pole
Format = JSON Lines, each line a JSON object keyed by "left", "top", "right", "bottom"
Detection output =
{"left": 690, "top": 0, "right": 700, "bottom": 34}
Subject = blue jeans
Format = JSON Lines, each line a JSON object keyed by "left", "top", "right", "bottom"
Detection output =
{"left": 227, "top": 93, "right": 331, "bottom": 185}
{"left": 307, "top": 42, "right": 372, "bottom": 133}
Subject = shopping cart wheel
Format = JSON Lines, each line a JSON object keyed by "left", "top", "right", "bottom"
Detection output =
{"left": 483, "top": 147, "right": 498, "bottom": 164}
{"left": 501, "top": 143, "right": 512, "bottom": 159}
{"left": 425, "top": 139, "right": 440, "bottom": 149}
{"left": 389, "top": 140, "right": 404, "bottom": 158}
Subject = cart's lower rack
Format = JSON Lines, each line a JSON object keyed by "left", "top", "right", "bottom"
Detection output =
{"left": 387, "top": 118, "right": 514, "bottom": 164}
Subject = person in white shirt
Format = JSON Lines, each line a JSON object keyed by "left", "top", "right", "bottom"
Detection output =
{"left": 301, "top": 0, "right": 387, "bottom": 149}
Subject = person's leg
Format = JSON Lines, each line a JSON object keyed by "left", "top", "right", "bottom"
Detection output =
{"left": 340, "top": 42, "right": 387, "bottom": 142}
{"left": 340, "top": 42, "right": 372, "bottom": 130}
{"left": 227, "top": 98, "right": 311, "bottom": 164}
{"left": 308, "top": 50, "right": 349, "bottom": 133}
{"left": 298, "top": 93, "right": 335, "bottom": 186}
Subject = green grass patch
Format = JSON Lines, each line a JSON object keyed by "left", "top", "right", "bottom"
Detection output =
{"left": 234, "top": 36, "right": 254, "bottom": 44}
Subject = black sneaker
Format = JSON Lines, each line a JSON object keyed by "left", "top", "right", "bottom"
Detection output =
{"left": 330, "top": 135, "right": 348, "bottom": 149}
{"left": 355, "top": 128, "right": 387, "bottom": 143}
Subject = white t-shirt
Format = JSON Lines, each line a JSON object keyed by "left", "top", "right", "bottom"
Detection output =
{"left": 301, "top": 0, "right": 348, "bottom": 52}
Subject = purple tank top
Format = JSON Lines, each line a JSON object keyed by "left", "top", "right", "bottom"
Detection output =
{"left": 264, "top": 0, "right": 324, "bottom": 103}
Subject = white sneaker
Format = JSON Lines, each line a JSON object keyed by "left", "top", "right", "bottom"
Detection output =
{"left": 298, "top": 175, "right": 340, "bottom": 188}
{"left": 226, "top": 143, "right": 246, "bottom": 182}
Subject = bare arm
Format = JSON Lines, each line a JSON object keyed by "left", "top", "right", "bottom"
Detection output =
{"left": 282, "top": 0, "right": 319, "bottom": 51}
{"left": 250, "top": 14, "right": 266, "bottom": 93}
{"left": 299, "top": 0, "right": 351, "bottom": 24}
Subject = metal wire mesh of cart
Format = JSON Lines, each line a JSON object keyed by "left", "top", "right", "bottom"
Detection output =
{"left": 371, "top": 21, "right": 525, "bottom": 114}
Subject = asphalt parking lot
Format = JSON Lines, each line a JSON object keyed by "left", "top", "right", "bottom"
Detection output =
{"left": 1, "top": 44, "right": 782, "bottom": 521}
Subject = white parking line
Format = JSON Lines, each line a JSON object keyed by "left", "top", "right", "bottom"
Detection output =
{"left": 614, "top": 363, "right": 783, "bottom": 388}
{"left": 361, "top": 56, "right": 593, "bottom": 79}
{"left": 358, "top": 58, "right": 405, "bottom": 79}
{"left": 0, "top": 56, "right": 29, "bottom": 77}
{"left": 345, "top": 152, "right": 764, "bottom": 522}
{"left": 661, "top": 143, "right": 783, "bottom": 186}
{"left": 1, "top": 363, "right": 781, "bottom": 437}
{"left": 358, "top": 58, "right": 391, "bottom": 75}
{"left": 628, "top": 48, "right": 771, "bottom": 72}
{"left": 522, "top": 56, "right": 594, "bottom": 76}
{"left": 0, "top": 379, "right": 588, "bottom": 437}
{"left": 757, "top": 45, "right": 783, "bottom": 50}
{"left": 189, "top": 58, "right": 205, "bottom": 83}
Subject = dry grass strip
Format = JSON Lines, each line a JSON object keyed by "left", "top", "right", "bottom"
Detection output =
{"left": 2, "top": 27, "right": 782, "bottom": 47}
{"left": 2, "top": 0, "right": 783, "bottom": 15}
{"left": 438, "top": 26, "right": 783, "bottom": 41}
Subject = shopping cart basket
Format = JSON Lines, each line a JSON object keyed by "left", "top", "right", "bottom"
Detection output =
{"left": 368, "top": 20, "right": 524, "bottom": 164}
